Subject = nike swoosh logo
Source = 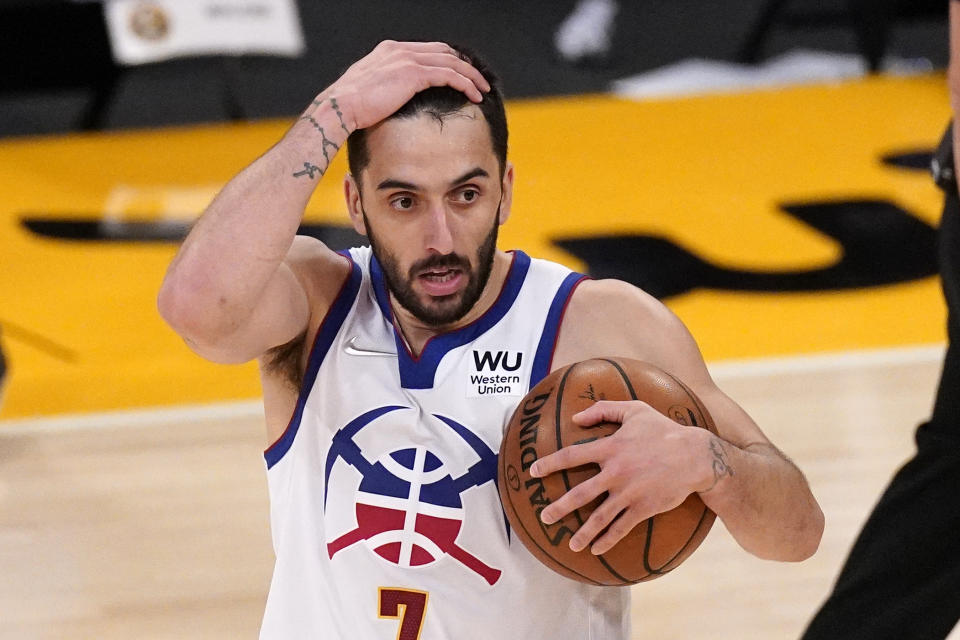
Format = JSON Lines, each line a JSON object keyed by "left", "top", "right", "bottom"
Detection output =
{"left": 344, "top": 336, "right": 396, "bottom": 357}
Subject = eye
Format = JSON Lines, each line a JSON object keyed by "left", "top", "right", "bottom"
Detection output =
{"left": 391, "top": 195, "right": 415, "bottom": 210}
{"left": 456, "top": 188, "right": 480, "bottom": 203}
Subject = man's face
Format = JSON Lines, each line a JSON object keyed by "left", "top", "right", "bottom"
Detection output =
{"left": 347, "top": 105, "right": 512, "bottom": 327}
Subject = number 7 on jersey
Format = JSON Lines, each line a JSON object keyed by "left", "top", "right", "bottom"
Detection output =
{"left": 378, "top": 587, "right": 429, "bottom": 640}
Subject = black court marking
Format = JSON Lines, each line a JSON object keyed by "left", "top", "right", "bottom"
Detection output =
{"left": 0, "top": 317, "right": 78, "bottom": 363}
{"left": 20, "top": 217, "right": 368, "bottom": 250}
{"left": 498, "top": 428, "right": 603, "bottom": 586}
{"left": 555, "top": 198, "right": 938, "bottom": 300}
{"left": 23, "top": 218, "right": 189, "bottom": 242}
{"left": 881, "top": 149, "right": 934, "bottom": 171}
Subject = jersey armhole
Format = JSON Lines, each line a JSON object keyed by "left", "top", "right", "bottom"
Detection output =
{"left": 264, "top": 253, "right": 363, "bottom": 468}
{"left": 529, "top": 272, "right": 590, "bottom": 387}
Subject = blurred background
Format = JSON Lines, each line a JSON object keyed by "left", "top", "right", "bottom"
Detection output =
{"left": 0, "top": 0, "right": 955, "bottom": 638}
{"left": 0, "top": 0, "right": 949, "bottom": 135}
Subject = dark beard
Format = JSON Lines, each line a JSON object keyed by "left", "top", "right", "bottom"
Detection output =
{"left": 364, "top": 209, "right": 499, "bottom": 327}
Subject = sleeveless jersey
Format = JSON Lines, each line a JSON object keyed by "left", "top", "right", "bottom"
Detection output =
{"left": 260, "top": 247, "right": 630, "bottom": 640}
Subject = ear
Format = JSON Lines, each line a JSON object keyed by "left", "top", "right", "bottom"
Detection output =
{"left": 497, "top": 162, "right": 514, "bottom": 226}
{"left": 344, "top": 174, "right": 367, "bottom": 236}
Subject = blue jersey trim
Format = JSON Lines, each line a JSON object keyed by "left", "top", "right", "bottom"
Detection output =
{"left": 529, "top": 272, "right": 589, "bottom": 387}
{"left": 370, "top": 251, "right": 532, "bottom": 389}
{"left": 264, "top": 255, "right": 363, "bottom": 469}
{"left": 369, "top": 255, "right": 392, "bottom": 320}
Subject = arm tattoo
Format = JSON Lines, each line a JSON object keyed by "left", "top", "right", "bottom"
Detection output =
{"left": 293, "top": 97, "right": 347, "bottom": 180}
{"left": 299, "top": 114, "right": 341, "bottom": 166}
{"left": 329, "top": 97, "right": 350, "bottom": 134}
{"left": 703, "top": 437, "right": 735, "bottom": 492}
{"left": 292, "top": 161, "right": 322, "bottom": 180}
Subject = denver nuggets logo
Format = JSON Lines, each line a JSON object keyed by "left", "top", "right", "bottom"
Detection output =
{"left": 324, "top": 406, "right": 503, "bottom": 585}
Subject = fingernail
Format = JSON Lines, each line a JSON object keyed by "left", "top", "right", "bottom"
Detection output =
{"left": 529, "top": 462, "right": 540, "bottom": 477}
{"left": 540, "top": 510, "right": 554, "bottom": 525}
{"left": 591, "top": 544, "right": 606, "bottom": 556}
{"left": 570, "top": 538, "right": 584, "bottom": 552}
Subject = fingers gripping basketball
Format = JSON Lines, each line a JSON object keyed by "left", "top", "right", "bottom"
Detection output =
{"left": 497, "top": 358, "right": 718, "bottom": 585}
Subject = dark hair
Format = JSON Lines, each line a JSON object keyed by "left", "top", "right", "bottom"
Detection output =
{"left": 346, "top": 45, "right": 508, "bottom": 185}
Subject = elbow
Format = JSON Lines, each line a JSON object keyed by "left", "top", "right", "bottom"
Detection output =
{"left": 157, "top": 272, "right": 233, "bottom": 345}
{"left": 764, "top": 500, "right": 825, "bottom": 563}
{"left": 795, "top": 501, "right": 825, "bottom": 562}
{"left": 157, "top": 273, "right": 198, "bottom": 336}
{"left": 157, "top": 273, "right": 260, "bottom": 364}
{"left": 736, "top": 497, "right": 824, "bottom": 563}
{"left": 157, "top": 275, "right": 183, "bottom": 330}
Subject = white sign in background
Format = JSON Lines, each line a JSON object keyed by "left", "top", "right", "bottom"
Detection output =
{"left": 104, "top": 0, "right": 305, "bottom": 65}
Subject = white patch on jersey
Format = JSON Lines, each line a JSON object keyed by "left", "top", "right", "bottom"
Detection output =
{"left": 466, "top": 349, "right": 527, "bottom": 398}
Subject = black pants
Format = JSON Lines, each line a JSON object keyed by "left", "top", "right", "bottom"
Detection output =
{"left": 802, "top": 194, "right": 960, "bottom": 639}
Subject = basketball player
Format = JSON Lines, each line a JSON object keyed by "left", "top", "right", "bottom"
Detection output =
{"left": 158, "top": 41, "right": 823, "bottom": 638}
{"left": 803, "top": 6, "right": 960, "bottom": 638}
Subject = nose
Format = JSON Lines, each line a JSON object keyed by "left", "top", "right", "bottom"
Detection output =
{"left": 423, "top": 202, "right": 455, "bottom": 255}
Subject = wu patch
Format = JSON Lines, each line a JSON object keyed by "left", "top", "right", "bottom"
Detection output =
{"left": 467, "top": 349, "right": 525, "bottom": 398}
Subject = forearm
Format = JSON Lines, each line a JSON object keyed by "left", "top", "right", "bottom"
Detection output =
{"left": 699, "top": 437, "right": 823, "bottom": 562}
{"left": 158, "top": 97, "right": 349, "bottom": 340}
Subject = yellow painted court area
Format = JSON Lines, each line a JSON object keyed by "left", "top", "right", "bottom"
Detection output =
{"left": 0, "top": 74, "right": 951, "bottom": 418}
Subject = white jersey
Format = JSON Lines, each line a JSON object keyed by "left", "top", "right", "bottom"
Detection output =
{"left": 260, "top": 247, "right": 630, "bottom": 640}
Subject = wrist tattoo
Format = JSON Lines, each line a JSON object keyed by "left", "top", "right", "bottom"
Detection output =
{"left": 329, "top": 97, "right": 350, "bottom": 134}
{"left": 292, "top": 161, "right": 322, "bottom": 180}
{"left": 703, "top": 437, "right": 735, "bottom": 492}
{"left": 299, "top": 114, "right": 341, "bottom": 166}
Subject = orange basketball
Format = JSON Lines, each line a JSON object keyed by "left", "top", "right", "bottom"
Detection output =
{"left": 498, "top": 357, "right": 717, "bottom": 585}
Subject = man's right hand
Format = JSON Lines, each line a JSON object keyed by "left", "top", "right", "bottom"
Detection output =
{"left": 314, "top": 40, "right": 491, "bottom": 134}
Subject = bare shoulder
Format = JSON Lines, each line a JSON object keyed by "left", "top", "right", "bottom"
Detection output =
{"left": 553, "top": 278, "right": 774, "bottom": 448}
{"left": 563, "top": 278, "right": 676, "bottom": 335}
{"left": 553, "top": 278, "right": 709, "bottom": 386}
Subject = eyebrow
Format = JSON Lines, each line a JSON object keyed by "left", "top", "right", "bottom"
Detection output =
{"left": 375, "top": 167, "right": 490, "bottom": 192}
{"left": 376, "top": 178, "right": 419, "bottom": 191}
{"left": 450, "top": 167, "right": 489, "bottom": 186}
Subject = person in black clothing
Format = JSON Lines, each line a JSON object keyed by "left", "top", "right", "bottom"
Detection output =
{"left": 0, "top": 329, "right": 6, "bottom": 406}
{"left": 802, "top": 5, "right": 960, "bottom": 638}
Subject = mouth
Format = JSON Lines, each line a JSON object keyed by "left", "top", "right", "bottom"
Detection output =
{"left": 417, "top": 267, "right": 465, "bottom": 297}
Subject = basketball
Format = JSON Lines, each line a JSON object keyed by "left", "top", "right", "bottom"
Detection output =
{"left": 497, "top": 357, "right": 718, "bottom": 585}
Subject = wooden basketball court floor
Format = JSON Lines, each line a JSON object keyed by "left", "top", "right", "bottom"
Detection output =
{"left": 1, "top": 73, "right": 957, "bottom": 637}
{"left": 1, "top": 350, "right": 955, "bottom": 639}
